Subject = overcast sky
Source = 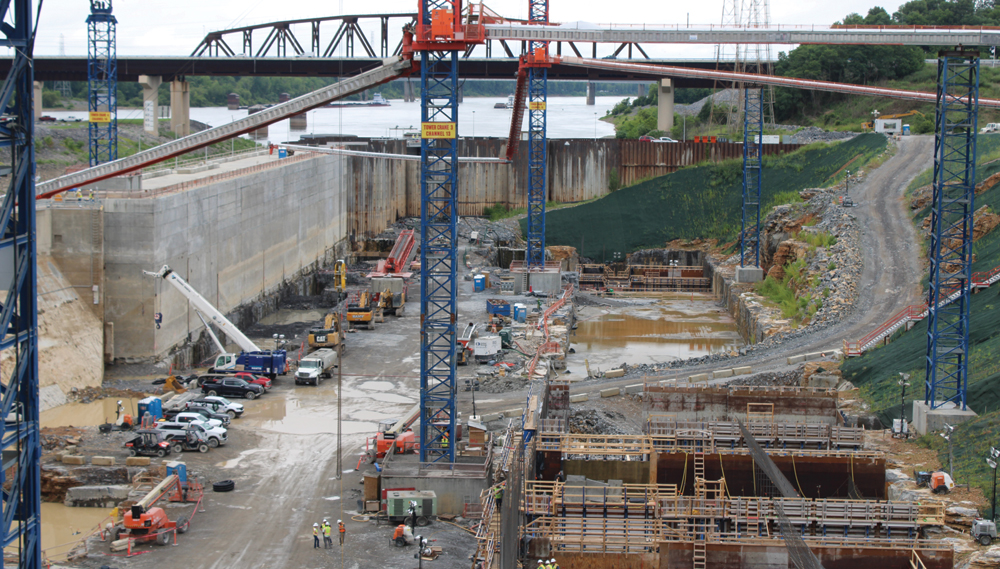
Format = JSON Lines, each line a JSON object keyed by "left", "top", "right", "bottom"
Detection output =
{"left": 29, "top": 0, "right": 912, "bottom": 58}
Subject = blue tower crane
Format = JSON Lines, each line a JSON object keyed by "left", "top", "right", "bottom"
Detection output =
{"left": 87, "top": 0, "right": 117, "bottom": 166}
{"left": 0, "top": 0, "right": 41, "bottom": 567}
{"left": 410, "top": 2, "right": 485, "bottom": 463}
{"left": 525, "top": 0, "right": 550, "bottom": 269}
{"left": 925, "top": 49, "right": 979, "bottom": 410}
{"left": 741, "top": 86, "right": 764, "bottom": 269}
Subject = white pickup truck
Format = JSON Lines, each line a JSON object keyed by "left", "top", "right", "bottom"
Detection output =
{"left": 982, "top": 123, "right": 1000, "bottom": 134}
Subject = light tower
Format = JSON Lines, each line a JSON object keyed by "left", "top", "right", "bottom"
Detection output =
{"left": 87, "top": 0, "right": 117, "bottom": 166}
{"left": 0, "top": 0, "right": 42, "bottom": 567}
{"left": 924, "top": 49, "right": 979, "bottom": 412}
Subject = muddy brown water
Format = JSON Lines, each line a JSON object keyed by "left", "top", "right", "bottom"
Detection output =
{"left": 40, "top": 397, "right": 147, "bottom": 428}
{"left": 39, "top": 502, "right": 112, "bottom": 557}
{"left": 569, "top": 296, "right": 743, "bottom": 373}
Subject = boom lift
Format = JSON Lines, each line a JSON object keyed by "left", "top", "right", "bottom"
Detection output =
{"left": 368, "top": 403, "right": 421, "bottom": 460}
{"left": 144, "top": 265, "right": 287, "bottom": 378}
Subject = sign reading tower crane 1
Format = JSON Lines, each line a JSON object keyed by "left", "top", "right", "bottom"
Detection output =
{"left": 410, "top": 1, "right": 485, "bottom": 463}
{"left": 925, "top": 49, "right": 979, "bottom": 411}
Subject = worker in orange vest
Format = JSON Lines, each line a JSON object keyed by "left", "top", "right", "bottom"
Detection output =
{"left": 338, "top": 519, "right": 346, "bottom": 545}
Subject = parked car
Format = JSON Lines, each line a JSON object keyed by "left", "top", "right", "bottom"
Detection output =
{"left": 655, "top": 136, "right": 678, "bottom": 143}
{"left": 187, "top": 397, "right": 244, "bottom": 419}
{"left": 170, "top": 411, "right": 225, "bottom": 430}
{"left": 201, "top": 376, "right": 263, "bottom": 400}
{"left": 232, "top": 372, "right": 272, "bottom": 392}
{"left": 155, "top": 420, "right": 227, "bottom": 448}
{"left": 638, "top": 135, "right": 654, "bottom": 141}
{"left": 64, "top": 115, "right": 82, "bottom": 122}
{"left": 167, "top": 406, "right": 230, "bottom": 426}
{"left": 38, "top": 115, "right": 57, "bottom": 122}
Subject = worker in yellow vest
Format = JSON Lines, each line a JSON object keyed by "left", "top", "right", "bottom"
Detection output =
{"left": 322, "top": 520, "right": 333, "bottom": 548}
{"left": 312, "top": 523, "right": 320, "bottom": 548}
{"left": 550, "top": 558, "right": 560, "bottom": 569}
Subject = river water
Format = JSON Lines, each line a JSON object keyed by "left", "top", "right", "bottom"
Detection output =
{"left": 50, "top": 95, "right": 622, "bottom": 145}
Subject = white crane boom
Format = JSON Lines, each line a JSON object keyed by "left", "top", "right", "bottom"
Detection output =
{"left": 144, "top": 265, "right": 261, "bottom": 353}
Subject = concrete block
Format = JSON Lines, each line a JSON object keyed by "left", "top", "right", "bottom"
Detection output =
{"left": 478, "top": 413, "right": 503, "bottom": 423}
{"left": 624, "top": 384, "right": 643, "bottom": 395}
{"left": 732, "top": 366, "right": 752, "bottom": 376}
{"left": 735, "top": 266, "right": 764, "bottom": 283}
{"left": 64, "top": 484, "right": 131, "bottom": 508}
{"left": 126, "top": 457, "right": 151, "bottom": 466}
{"left": 604, "top": 368, "right": 625, "bottom": 379}
{"left": 712, "top": 369, "right": 734, "bottom": 379}
{"left": 912, "top": 400, "right": 978, "bottom": 436}
{"left": 688, "top": 373, "right": 709, "bottom": 383}
{"left": 569, "top": 393, "right": 589, "bottom": 403}
{"left": 61, "top": 455, "right": 85, "bottom": 465}
{"left": 600, "top": 388, "right": 620, "bottom": 398}
{"left": 803, "top": 350, "right": 838, "bottom": 362}
{"left": 786, "top": 355, "right": 806, "bottom": 365}
{"left": 91, "top": 456, "right": 115, "bottom": 466}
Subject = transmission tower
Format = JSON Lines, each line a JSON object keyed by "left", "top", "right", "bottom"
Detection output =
{"left": 0, "top": 0, "right": 42, "bottom": 568}
{"left": 925, "top": 49, "right": 980, "bottom": 410}
{"left": 87, "top": 0, "right": 117, "bottom": 166}
{"left": 55, "top": 34, "right": 72, "bottom": 98}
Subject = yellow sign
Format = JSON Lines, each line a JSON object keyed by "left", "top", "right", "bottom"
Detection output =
{"left": 89, "top": 112, "right": 112, "bottom": 123}
{"left": 528, "top": 101, "right": 546, "bottom": 111}
{"left": 421, "top": 122, "right": 456, "bottom": 139}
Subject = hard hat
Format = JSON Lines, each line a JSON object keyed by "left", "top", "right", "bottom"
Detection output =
{"left": 313, "top": 523, "right": 319, "bottom": 527}
{"left": 337, "top": 519, "right": 342, "bottom": 523}
{"left": 537, "top": 561, "right": 543, "bottom": 565}
{"left": 551, "top": 559, "right": 557, "bottom": 563}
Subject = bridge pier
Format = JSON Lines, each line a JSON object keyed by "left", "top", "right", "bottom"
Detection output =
{"left": 586, "top": 82, "right": 595, "bottom": 105}
{"left": 33, "top": 81, "right": 41, "bottom": 119}
{"left": 457, "top": 83, "right": 463, "bottom": 103}
{"left": 139, "top": 75, "right": 162, "bottom": 134}
{"left": 638, "top": 83, "right": 645, "bottom": 97}
{"left": 170, "top": 79, "right": 190, "bottom": 137}
{"left": 657, "top": 78, "right": 674, "bottom": 133}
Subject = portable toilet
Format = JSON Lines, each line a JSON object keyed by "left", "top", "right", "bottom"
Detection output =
{"left": 473, "top": 274, "right": 486, "bottom": 292}
{"left": 513, "top": 303, "right": 526, "bottom": 322}
{"left": 902, "top": 124, "right": 911, "bottom": 135}
{"left": 137, "top": 396, "right": 163, "bottom": 422}
{"left": 278, "top": 147, "right": 288, "bottom": 159}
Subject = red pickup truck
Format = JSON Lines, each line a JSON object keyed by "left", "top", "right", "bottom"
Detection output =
{"left": 232, "top": 372, "right": 272, "bottom": 392}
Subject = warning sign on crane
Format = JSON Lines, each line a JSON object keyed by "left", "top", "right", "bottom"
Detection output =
{"left": 528, "top": 101, "right": 546, "bottom": 110}
{"left": 421, "top": 122, "right": 456, "bottom": 139}
{"left": 89, "top": 112, "right": 112, "bottom": 123}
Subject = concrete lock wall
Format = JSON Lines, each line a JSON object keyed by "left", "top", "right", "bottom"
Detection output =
{"left": 644, "top": 386, "right": 839, "bottom": 424}
{"left": 103, "top": 154, "right": 351, "bottom": 360}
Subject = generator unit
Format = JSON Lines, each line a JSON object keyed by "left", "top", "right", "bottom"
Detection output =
{"left": 384, "top": 490, "right": 438, "bottom": 522}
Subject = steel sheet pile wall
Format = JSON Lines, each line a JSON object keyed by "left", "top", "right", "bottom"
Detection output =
{"left": 618, "top": 140, "right": 803, "bottom": 187}
{"left": 643, "top": 384, "right": 840, "bottom": 424}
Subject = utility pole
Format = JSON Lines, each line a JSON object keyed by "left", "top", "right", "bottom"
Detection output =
{"left": 988, "top": 447, "right": 999, "bottom": 520}
{"left": 941, "top": 423, "right": 955, "bottom": 477}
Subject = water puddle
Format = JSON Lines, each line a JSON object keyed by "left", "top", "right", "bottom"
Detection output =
{"left": 40, "top": 397, "right": 147, "bottom": 428}
{"left": 568, "top": 297, "right": 743, "bottom": 372}
{"left": 242, "top": 396, "right": 381, "bottom": 436}
{"left": 39, "top": 502, "right": 112, "bottom": 555}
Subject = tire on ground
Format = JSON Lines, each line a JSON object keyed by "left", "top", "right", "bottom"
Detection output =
{"left": 213, "top": 480, "right": 236, "bottom": 492}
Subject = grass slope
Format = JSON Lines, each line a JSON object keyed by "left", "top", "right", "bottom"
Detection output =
{"left": 531, "top": 134, "right": 888, "bottom": 262}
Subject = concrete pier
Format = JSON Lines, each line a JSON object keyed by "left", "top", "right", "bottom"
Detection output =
{"left": 657, "top": 78, "right": 674, "bottom": 133}
{"left": 169, "top": 79, "right": 190, "bottom": 136}
{"left": 586, "top": 82, "right": 596, "bottom": 105}
{"left": 139, "top": 75, "right": 162, "bottom": 134}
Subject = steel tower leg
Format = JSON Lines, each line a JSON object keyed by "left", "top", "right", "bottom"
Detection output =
{"left": 526, "top": 0, "right": 548, "bottom": 269}
{"left": 0, "top": 0, "right": 41, "bottom": 567}
{"left": 419, "top": 49, "right": 458, "bottom": 463}
{"left": 526, "top": 67, "right": 547, "bottom": 268}
{"left": 925, "top": 49, "right": 979, "bottom": 411}
{"left": 87, "top": 1, "right": 117, "bottom": 166}
{"left": 741, "top": 86, "right": 763, "bottom": 268}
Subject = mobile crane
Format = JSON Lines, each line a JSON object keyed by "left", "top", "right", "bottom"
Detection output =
{"left": 144, "top": 265, "right": 288, "bottom": 379}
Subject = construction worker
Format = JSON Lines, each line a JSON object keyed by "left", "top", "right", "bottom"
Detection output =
{"left": 322, "top": 520, "right": 333, "bottom": 549}
{"left": 312, "top": 523, "right": 320, "bottom": 548}
{"left": 441, "top": 432, "right": 449, "bottom": 448}
{"left": 494, "top": 481, "right": 505, "bottom": 509}
{"left": 537, "top": 560, "right": 544, "bottom": 569}
{"left": 550, "top": 558, "right": 559, "bottom": 569}
{"left": 338, "top": 519, "right": 346, "bottom": 545}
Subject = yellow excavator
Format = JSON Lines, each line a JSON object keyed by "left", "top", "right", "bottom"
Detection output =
{"left": 307, "top": 313, "right": 345, "bottom": 351}
{"left": 862, "top": 110, "right": 924, "bottom": 130}
{"left": 330, "top": 260, "right": 347, "bottom": 304}
{"left": 346, "top": 291, "right": 376, "bottom": 330}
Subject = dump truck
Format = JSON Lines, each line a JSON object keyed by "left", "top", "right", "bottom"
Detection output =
{"left": 295, "top": 348, "right": 339, "bottom": 385}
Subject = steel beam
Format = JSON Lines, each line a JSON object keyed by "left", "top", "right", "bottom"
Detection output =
{"left": 925, "top": 50, "right": 979, "bottom": 410}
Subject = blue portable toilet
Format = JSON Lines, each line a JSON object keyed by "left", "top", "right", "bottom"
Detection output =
{"left": 278, "top": 147, "right": 288, "bottom": 158}
{"left": 902, "top": 124, "right": 911, "bottom": 135}
{"left": 137, "top": 396, "right": 163, "bottom": 422}
{"left": 513, "top": 303, "right": 526, "bottom": 322}
{"left": 473, "top": 274, "right": 485, "bottom": 292}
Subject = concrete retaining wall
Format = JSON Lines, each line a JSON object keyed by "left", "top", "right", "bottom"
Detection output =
{"left": 708, "top": 261, "right": 767, "bottom": 344}
{"left": 103, "top": 154, "right": 352, "bottom": 360}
